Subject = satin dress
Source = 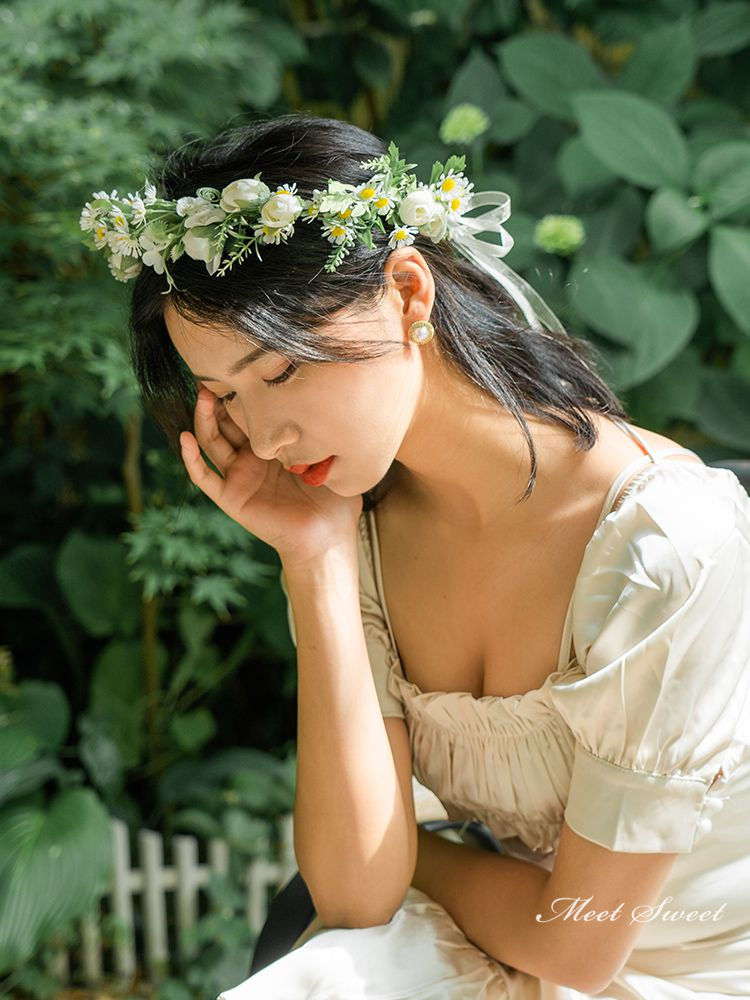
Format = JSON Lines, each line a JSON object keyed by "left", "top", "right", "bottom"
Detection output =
{"left": 220, "top": 417, "right": 750, "bottom": 999}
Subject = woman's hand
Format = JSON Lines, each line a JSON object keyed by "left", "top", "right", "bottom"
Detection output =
{"left": 179, "top": 386, "right": 363, "bottom": 568}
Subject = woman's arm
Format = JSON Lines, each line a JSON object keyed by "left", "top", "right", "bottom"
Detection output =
{"left": 284, "top": 541, "right": 417, "bottom": 928}
{"left": 412, "top": 819, "right": 678, "bottom": 992}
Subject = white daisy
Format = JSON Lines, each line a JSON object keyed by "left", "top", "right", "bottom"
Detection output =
{"left": 320, "top": 220, "right": 353, "bottom": 245}
{"left": 125, "top": 193, "right": 147, "bottom": 226}
{"left": 92, "top": 221, "right": 110, "bottom": 250}
{"left": 387, "top": 224, "right": 418, "bottom": 249}
{"left": 434, "top": 170, "right": 474, "bottom": 214}
{"left": 372, "top": 190, "right": 396, "bottom": 217}
{"left": 354, "top": 182, "right": 379, "bottom": 205}
{"left": 300, "top": 202, "right": 320, "bottom": 224}
{"left": 252, "top": 222, "right": 295, "bottom": 245}
{"left": 110, "top": 205, "right": 129, "bottom": 233}
{"left": 79, "top": 202, "right": 102, "bottom": 231}
{"left": 108, "top": 230, "right": 142, "bottom": 258}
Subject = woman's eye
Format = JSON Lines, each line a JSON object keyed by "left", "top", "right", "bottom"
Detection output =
{"left": 263, "top": 362, "right": 298, "bottom": 388}
{"left": 212, "top": 362, "right": 298, "bottom": 404}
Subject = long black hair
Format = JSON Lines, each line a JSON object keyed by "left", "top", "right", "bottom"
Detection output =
{"left": 129, "top": 111, "right": 629, "bottom": 511}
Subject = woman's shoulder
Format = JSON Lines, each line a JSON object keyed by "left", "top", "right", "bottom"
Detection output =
{"left": 588, "top": 455, "right": 750, "bottom": 585}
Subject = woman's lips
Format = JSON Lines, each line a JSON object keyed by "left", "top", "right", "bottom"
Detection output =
{"left": 289, "top": 456, "right": 335, "bottom": 486}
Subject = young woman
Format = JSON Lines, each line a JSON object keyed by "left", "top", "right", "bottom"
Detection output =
{"left": 93, "top": 113, "right": 750, "bottom": 997}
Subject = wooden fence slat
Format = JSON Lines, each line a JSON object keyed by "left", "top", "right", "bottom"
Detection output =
{"left": 278, "top": 812, "right": 296, "bottom": 884}
{"left": 79, "top": 910, "right": 102, "bottom": 984}
{"left": 45, "top": 943, "right": 69, "bottom": 983}
{"left": 246, "top": 859, "right": 282, "bottom": 936}
{"left": 139, "top": 829, "right": 169, "bottom": 982}
{"left": 208, "top": 837, "right": 230, "bottom": 876}
{"left": 110, "top": 818, "right": 136, "bottom": 981}
{"left": 174, "top": 834, "right": 200, "bottom": 953}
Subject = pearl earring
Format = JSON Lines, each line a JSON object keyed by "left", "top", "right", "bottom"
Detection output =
{"left": 407, "top": 319, "right": 435, "bottom": 345}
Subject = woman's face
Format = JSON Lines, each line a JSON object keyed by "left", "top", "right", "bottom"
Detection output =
{"left": 163, "top": 253, "right": 434, "bottom": 497}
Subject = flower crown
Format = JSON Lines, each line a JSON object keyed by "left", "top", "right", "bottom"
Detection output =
{"left": 79, "top": 141, "right": 475, "bottom": 293}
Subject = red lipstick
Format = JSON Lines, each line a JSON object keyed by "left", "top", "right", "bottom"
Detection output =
{"left": 289, "top": 456, "right": 335, "bottom": 487}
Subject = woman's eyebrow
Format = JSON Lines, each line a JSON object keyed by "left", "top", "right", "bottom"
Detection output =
{"left": 192, "top": 346, "right": 268, "bottom": 381}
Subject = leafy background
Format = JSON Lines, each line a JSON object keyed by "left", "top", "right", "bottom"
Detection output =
{"left": 1, "top": 0, "right": 749, "bottom": 996}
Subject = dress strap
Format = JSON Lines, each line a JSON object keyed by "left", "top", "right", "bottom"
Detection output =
{"left": 609, "top": 415, "right": 658, "bottom": 461}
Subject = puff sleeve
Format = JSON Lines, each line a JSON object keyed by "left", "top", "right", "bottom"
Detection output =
{"left": 277, "top": 516, "right": 406, "bottom": 720}
{"left": 548, "top": 467, "right": 750, "bottom": 854}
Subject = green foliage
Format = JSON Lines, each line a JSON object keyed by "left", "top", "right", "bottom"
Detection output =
{"left": 122, "top": 502, "right": 276, "bottom": 614}
{"left": 156, "top": 875, "right": 254, "bottom": 1000}
{"left": 0, "top": 679, "right": 112, "bottom": 975}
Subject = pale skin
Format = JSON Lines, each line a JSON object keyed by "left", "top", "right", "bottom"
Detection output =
{"left": 165, "top": 246, "right": 712, "bottom": 991}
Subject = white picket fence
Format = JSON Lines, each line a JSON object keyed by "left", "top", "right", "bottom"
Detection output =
{"left": 49, "top": 813, "right": 297, "bottom": 988}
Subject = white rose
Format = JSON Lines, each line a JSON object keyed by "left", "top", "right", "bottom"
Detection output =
{"left": 419, "top": 204, "right": 448, "bottom": 242}
{"left": 176, "top": 196, "right": 227, "bottom": 228}
{"left": 182, "top": 229, "right": 214, "bottom": 263}
{"left": 220, "top": 178, "right": 271, "bottom": 212}
{"left": 260, "top": 193, "right": 303, "bottom": 228}
{"left": 182, "top": 231, "right": 223, "bottom": 275}
{"left": 398, "top": 188, "right": 439, "bottom": 227}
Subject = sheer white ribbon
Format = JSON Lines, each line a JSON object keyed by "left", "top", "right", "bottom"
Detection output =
{"left": 448, "top": 191, "right": 565, "bottom": 335}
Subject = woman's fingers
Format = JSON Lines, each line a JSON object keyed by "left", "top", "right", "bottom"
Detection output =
{"left": 193, "top": 388, "right": 240, "bottom": 473}
{"left": 216, "top": 403, "right": 249, "bottom": 450}
{"left": 180, "top": 431, "right": 231, "bottom": 507}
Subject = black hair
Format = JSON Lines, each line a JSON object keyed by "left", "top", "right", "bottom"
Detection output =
{"left": 129, "top": 111, "right": 630, "bottom": 512}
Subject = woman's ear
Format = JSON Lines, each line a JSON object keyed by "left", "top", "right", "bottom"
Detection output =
{"left": 383, "top": 248, "right": 434, "bottom": 319}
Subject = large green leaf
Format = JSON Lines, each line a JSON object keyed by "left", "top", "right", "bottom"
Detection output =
{"left": 577, "top": 187, "right": 644, "bottom": 259}
{"left": 616, "top": 18, "right": 695, "bottom": 105}
{"left": 55, "top": 531, "right": 141, "bottom": 638}
{"left": 571, "top": 90, "right": 689, "bottom": 190}
{"left": 708, "top": 226, "right": 750, "bottom": 335}
{"left": 696, "top": 369, "right": 750, "bottom": 452}
{"left": 693, "top": 143, "right": 750, "bottom": 223}
{"left": 692, "top": 1, "right": 750, "bottom": 56}
{"left": 0, "top": 788, "right": 112, "bottom": 973}
{"left": 79, "top": 713, "right": 125, "bottom": 795}
{"left": 0, "top": 545, "right": 58, "bottom": 612}
{"left": 556, "top": 136, "right": 617, "bottom": 198}
{"left": 353, "top": 36, "right": 393, "bottom": 90}
{"left": 169, "top": 708, "right": 217, "bottom": 754}
{"left": 0, "top": 682, "right": 70, "bottom": 758}
{"left": 645, "top": 188, "right": 708, "bottom": 253}
{"left": 88, "top": 638, "right": 167, "bottom": 770}
{"left": 496, "top": 33, "right": 607, "bottom": 121}
{"left": 567, "top": 256, "right": 698, "bottom": 387}
{"left": 0, "top": 758, "right": 68, "bottom": 809}
{"left": 626, "top": 346, "right": 703, "bottom": 426}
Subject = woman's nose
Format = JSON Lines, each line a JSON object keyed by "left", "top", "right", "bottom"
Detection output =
{"left": 232, "top": 397, "right": 299, "bottom": 462}
{"left": 242, "top": 415, "right": 298, "bottom": 463}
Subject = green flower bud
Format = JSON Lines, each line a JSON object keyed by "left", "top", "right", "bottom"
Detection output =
{"left": 533, "top": 214, "right": 585, "bottom": 256}
{"left": 439, "top": 103, "right": 490, "bottom": 146}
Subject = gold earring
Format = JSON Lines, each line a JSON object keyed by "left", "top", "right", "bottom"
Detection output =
{"left": 407, "top": 319, "right": 435, "bottom": 345}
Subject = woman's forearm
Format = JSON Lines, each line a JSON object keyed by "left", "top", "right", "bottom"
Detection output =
{"left": 284, "top": 543, "right": 415, "bottom": 927}
{"left": 411, "top": 827, "right": 576, "bottom": 987}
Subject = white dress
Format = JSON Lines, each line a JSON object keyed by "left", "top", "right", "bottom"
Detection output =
{"left": 220, "top": 418, "right": 750, "bottom": 999}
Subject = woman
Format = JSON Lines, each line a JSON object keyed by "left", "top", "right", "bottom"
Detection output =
{"left": 86, "top": 113, "right": 750, "bottom": 997}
